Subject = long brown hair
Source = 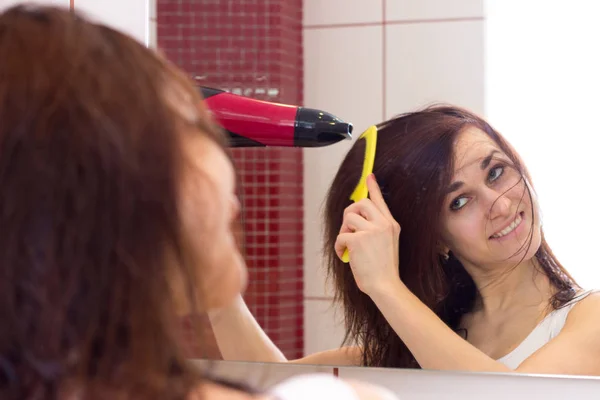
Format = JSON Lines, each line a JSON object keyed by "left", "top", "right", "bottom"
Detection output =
{"left": 324, "top": 105, "right": 578, "bottom": 368}
{"left": 0, "top": 5, "right": 225, "bottom": 399}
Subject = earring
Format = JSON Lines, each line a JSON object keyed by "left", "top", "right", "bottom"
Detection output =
{"left": 442, "top": 252, "right": 450, "bottom": 261}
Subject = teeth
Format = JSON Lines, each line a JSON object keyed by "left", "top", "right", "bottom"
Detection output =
{"left": 492, "top": 214, "right": 522, "bottom": 239}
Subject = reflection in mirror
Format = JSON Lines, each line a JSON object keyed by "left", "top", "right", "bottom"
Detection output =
{"left": 157, "top": 0, "right": 600, "bottom": 378}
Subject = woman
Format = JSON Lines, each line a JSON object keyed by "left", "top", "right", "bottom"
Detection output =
{"left": 0, "top": 5, "right": 396, "bottom": 400}
{"left": 210, "top": 107, "right": 600, "bottom": 375}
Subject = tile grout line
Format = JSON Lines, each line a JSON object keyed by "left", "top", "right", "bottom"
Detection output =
{"left": 303, "top": 16, "right": 484, "bottom": 30}
{"left": 304, "top": 21, "right": 381, "bottom": 29}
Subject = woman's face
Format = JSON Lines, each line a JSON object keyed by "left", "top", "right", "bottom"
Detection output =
{"left": 177, "top": 132, "right": 247, "bottom": 312}
{"left": 439, "top": 126, "right": 541, "bottom": 269}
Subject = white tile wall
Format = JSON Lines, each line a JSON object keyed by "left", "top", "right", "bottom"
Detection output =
{"left": 303, "top": 25, "right": 383, "bottom": 299}
{"left": 304, "top": 0, "right": 382, "bottom": 26}
{"left": 385, "top": 20, "right": 485, "bottom": 117}
{"left": 75, "top": 0, "right": 150, "bottom": 45}
{"left": 0, "top": 0, "right": 152, "bottom": 47}
{"left": 303, "top": 26, "right": 384, "bottom": 128}
{"left": 0, "top": 0, "right": 69, "bottom": 11}
{"left": 148, "top": 0, "right": 156, "bottom": 49}
{"left": 386, "top": 0, "right": 484, "bottom": 21}
{"left": 303, "top": 299, "right": 346, "bottom": 355}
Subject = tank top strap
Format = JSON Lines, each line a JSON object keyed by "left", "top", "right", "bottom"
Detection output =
{"left": 548, "top": 288, "right": 599, "bottom": 336}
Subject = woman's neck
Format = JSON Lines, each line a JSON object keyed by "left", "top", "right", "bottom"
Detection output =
{"left": 465, "top": 257, "right": 555, "bottom": 316}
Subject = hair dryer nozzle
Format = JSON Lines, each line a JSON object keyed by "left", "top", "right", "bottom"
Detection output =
{"left": 294, "top": 107, "right": 353, "bottom": 147}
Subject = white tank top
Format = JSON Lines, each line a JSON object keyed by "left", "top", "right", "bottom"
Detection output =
{"left": 497, "top": 289, "right": 598, "bottom": 369}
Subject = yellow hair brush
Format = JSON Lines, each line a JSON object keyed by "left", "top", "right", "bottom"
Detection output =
{"left": 342, "top": 125, "right": 378, "bottom": 263}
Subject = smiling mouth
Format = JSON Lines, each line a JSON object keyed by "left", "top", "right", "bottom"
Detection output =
{"left": 490, "top": 212, "right": 524, "bottom": 239}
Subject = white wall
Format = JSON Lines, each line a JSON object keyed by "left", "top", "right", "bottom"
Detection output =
{"left": 74, "top": 0, "right": 151, "bottom": 46}
{"left": 0, "top": 0, "right": 69, "bottom": 11}
{"left": 485, "top": 1, "right": 600, "bottom": 288}
{"left": 0, "top": 0, "right": 153, "bottom": 47}
{"left": 302, "top": 0, "right": 485, "bottom": 355}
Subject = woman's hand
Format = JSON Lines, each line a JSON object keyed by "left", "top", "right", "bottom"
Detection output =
{"left": 334, "top": 174, "right": 402, "bottom": 296}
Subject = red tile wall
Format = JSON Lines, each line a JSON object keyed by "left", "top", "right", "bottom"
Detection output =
{"left": 157, "top": 0, "right": 304, "bottom": 360}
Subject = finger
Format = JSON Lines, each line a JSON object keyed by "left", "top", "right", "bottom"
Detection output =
{"left": 344, "top": 198, "right": 382, "bottom": 222}
{"left": 334, "top": 232, "right": 354, "bottom": 260}
{"left": 340, "top": 212, "right": 372, "bottom": 234}
{"left": 366, "top": 174, "right": 394, "bottom": 219}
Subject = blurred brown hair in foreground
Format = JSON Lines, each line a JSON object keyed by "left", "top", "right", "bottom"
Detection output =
{"left": 0, "top": 4, "right": 226, "bottom": 399}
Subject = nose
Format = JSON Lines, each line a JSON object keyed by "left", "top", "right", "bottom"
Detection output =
{"left": 485, "top": 187, "right": 512, "bottom": 220}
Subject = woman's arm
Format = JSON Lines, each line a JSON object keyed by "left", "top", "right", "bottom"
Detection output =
{"left": 208, "top": 295, "right": 287, "bottom": 363}
{"left": 369, "top": 280, "right": 511, "bottom": 372}
{"left": 514, "top": 293, "right": 600, "bottom": 375}
{"left": 370, "top": 282, "right": 600, "bottom": 374}
{"left": 209, "top": 295, "right": 361, "bottom": 366}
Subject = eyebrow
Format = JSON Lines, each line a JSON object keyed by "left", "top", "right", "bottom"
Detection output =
{"left": 480, "top": 150, "right": 499, "bottom": 170}
{"left": 446, "top": 150, "right": 501, "bottom": 194}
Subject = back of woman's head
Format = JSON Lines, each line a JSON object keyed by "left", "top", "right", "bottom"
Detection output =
{"left": 0, "top": 5, "right": 223, "bottom": 399}
{"left": 324, "top": 105, "right": 576, "bottom": 368}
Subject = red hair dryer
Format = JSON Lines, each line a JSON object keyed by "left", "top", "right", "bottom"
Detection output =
{"left": 200, "top": 87, "right": 353, "bottom": 147}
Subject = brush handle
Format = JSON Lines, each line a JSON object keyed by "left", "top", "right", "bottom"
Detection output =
{"left": 342, "top": 249, "right": 350, "bottom": 263}
{"left": 340, "top": 125, "right": 378, "bottom": 265}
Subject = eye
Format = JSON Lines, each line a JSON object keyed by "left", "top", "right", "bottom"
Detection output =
{"left": 488, "top": 165, "right": 504, "bottom": 182}
{"left": 450, "top": 197, "right": 468, "bottom": 211}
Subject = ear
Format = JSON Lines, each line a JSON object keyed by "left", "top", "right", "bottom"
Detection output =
{"left": 436, "top": 242, "right": 450, "bottom": 259}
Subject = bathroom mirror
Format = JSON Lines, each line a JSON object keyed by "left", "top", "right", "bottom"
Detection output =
{"left": 157, "top": 0, "right": 600, "bottom": 376}
{"left": 191, "top": 359, "right": 600, "bottom": 399}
